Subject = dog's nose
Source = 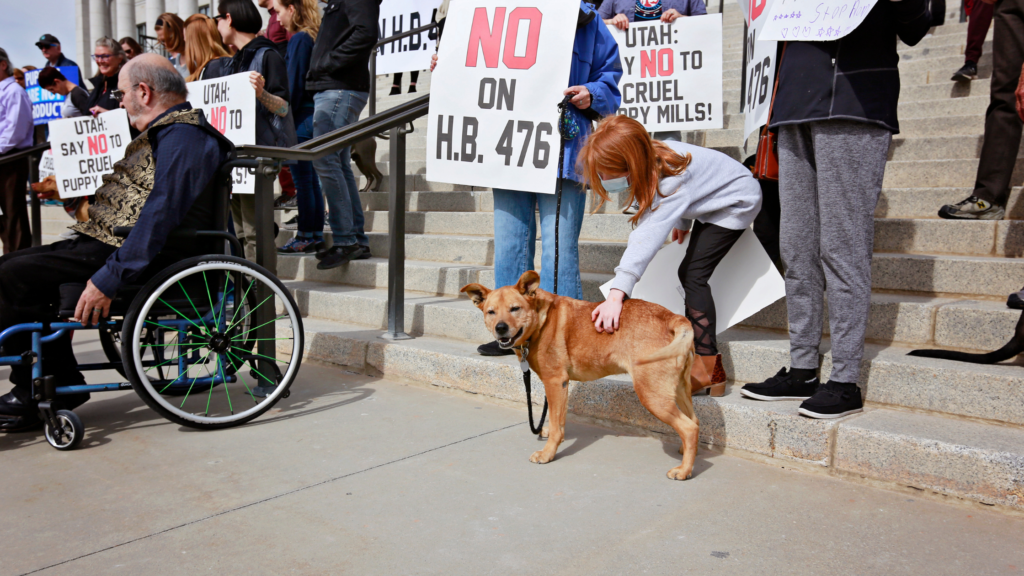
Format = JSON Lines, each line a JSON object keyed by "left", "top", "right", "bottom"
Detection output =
{"left": 495, "top": 322, "right": 509, "bottom": 335}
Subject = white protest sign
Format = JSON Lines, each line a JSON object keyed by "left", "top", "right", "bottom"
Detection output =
{"left": 426, "top": 0, "right": 577, "bottom": 194}
{"left": 758, "top": 0, "right": 876, "bottom": 41}
{"left": 38, "top": 149, "right": 56, "bottom": 180}
{"left": 49, "top": 109, "right": 132, "bottom": 199}
{"left": 741, "top": 0, "right": 780, "bottom": 145}
{"left": 376, "top": 0, "right": 443, "bottom": 75}
{"left": 599, "top": 229, "right": 785, "bottom": 333}
{"left": 186, "top": 73, "right": 257, "bottom": 194}
{"left": 610, "top": 15, "right": 723, "bottom": 131}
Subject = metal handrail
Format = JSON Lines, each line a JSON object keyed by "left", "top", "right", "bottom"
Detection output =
{"left": 0, "top": 142, "right": 50, "bottom": 166}
{"left": 239, "top": 92, "right": 431, "bottom": 340}
{"left": 369, "top": 22, "right": 438, "bottom": 116}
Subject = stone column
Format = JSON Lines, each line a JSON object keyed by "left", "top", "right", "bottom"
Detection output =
{"left": 146, "top": 0, "right": 165, "bottom": 36}
{"left": 117, "top": 0, "right": 137, "bottom": 40}
{"left": 89, "top": 0, "right": 110, "bottom": 73}
{"left": 77, "top": 0, "right": 93, "bottom": 78}
{"left": 177, "top": 0, "right": 197, "bottom": 17}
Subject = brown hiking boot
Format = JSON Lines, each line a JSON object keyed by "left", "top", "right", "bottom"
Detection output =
{"left": 690, "top": 354, "right": 726, "bottom": 396}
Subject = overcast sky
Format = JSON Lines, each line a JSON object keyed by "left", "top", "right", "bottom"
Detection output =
{"left": 4, "top": 0, "right": 80, "bottom": 72}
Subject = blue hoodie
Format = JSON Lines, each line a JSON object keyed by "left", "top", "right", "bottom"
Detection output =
{"left": 562, "top": 1, "right": 623, "bottom": 183}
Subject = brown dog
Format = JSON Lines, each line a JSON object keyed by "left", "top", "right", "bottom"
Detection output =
{"left": 31, "top": 175, "right": 90, "bottom": 222}
{"left": 461, "top": 270, "right": 700, "bottom": 480}
{"left": 351, "top": 138, "right": 384, "bottom": 192}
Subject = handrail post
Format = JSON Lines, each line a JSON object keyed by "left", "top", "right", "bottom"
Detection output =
{"left": 253, "top": 160, "right": 281, "bottom": 392}
{"left": 381, "top": 125, "right": 411, "bottom": 340}
{"left": 370, "top": 51, "right": 377, "bottom": 117}
{"left": 28, "top": 155, "right": 41, "bottom": 247}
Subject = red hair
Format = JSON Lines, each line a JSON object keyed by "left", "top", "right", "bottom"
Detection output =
{"left": 577, "top": 115, "right": 692, "bottom": 226}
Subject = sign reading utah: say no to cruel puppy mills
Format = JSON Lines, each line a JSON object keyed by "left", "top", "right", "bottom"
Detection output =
{"left": 427, "top": 0, "right": 577, "bottom": 194}
{"left": 608, "top": 14, "right": 723, "bottom": 132}
{"left": 186, "top": 73, "right": 257, "bottom": 194}
{"left": 48, "top": 109, "right": 132, "bottom": 199}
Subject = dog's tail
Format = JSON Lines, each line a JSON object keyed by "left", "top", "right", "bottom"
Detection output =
{"left": 637, "top": 317, "right": 694, "bottom": 367}
{"left": 908, "top": 310, "right": 1024, "bottom": 364}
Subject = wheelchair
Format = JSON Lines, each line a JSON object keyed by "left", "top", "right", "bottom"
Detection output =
{"left": 0, "top": 163, "right": 304, "bottom": 450}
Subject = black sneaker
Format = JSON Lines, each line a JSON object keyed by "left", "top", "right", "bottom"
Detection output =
{"left": 740, "top": 367, "right": 819, "bottom": 401}
{"left": 274, "top": 194, "right": 298, "bottom": 209}
{"left": 317, "top": 244, "right": 363, "bottom": 270}
{"left": 798, "top": 381, "right": 864, "bottom": 419}
{"left": 477, "top": 340, "right": 515, "bottom": 356}
{"left": 0, "top": 388, "right": 41, "bottom": 432}
{"left": 355, "top": 245, "right": 371, "bottom": 260}
{"left": 938, "top": 196, "right": 1005, "bottom": 220}
{"left": 950, "top": 61, "right": 978, "bottom": 82}
{"left": 283, "top": 215, "right": 298, "bottom": 231}
{"left": 1009, "top": 290, "right": 1024, "bottom": 310}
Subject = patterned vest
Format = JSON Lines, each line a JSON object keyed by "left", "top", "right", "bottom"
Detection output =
{"left": 71, "top": 108, "right": 206, "bottom": 247}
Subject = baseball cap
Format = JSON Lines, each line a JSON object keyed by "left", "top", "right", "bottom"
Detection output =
{"left": 35, "top": 34, "right": 61, "bottom": 49}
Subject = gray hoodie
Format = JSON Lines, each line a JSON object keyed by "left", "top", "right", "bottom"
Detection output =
{"left": 608, "top": 141, "right": 762, "bottom": 297}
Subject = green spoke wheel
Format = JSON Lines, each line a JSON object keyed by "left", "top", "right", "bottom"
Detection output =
{"left": 122, "top": 256, "right": 303, "bottom": 430}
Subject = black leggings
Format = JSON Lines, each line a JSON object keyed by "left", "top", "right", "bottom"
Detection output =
{"left": 677, "top": 221, "right": 744, "bottom": 356}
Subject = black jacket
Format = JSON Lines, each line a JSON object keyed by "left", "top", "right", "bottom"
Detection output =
{"left": 85, "top": 68, "right": 122, "bottom": 113}
{"left": 769, "top": 0, "right": 931, "bottom": 134}
{"left": 231, "top": 37, "right": 291, "bottom": 147}
{"left": 305, "top": 0, "right": 381, "bottom": 93}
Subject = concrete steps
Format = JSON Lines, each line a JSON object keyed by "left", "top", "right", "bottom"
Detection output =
{"left": 285, "top": 317, "right": 1024, "bottom": 511}
{"left": 277, "top": 13, "right": 1024, "bottom": 514}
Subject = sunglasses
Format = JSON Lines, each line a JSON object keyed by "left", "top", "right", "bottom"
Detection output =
{"left": 155, "top": 17, "right": 164, "bottom": 26}
{"left": 213, "top": 14, "right": 226, "bottom": 21}
{"left": 92, "top": 53, "right": 114, "bottom": 61}
{"left": 109, "top": 89, "right": 124, "bottom": 102}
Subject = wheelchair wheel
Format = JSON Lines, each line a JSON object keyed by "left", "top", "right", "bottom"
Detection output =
{"left": 45, "top": 410, "right": 84, "bottom": 450}
{"left": 122, "top": 255, "right": 303, "bottom": 430}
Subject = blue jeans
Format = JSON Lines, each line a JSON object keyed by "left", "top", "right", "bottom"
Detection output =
{"left": 492, "top": 180, "right": 587, "bottom": 299}
{"left": 312, "top": 90, "right": 369, "bottom": 246}
{"left": 293, "top": 107, "right": 323, "bottom": 236}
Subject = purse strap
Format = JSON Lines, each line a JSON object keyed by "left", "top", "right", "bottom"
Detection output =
{"left": 764, "top": 42, "right": 787, "bottom": 128}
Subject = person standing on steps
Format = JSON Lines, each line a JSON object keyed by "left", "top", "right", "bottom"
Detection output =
{"left": 471, "top": 1, "right": 622, "bottom": 357}
{"left": 740, "top": 0, "right": 932, "bottom": 419}
{"left": 951, "top": 0, "right": 995, "bottom": 82}
{"left": 582, "top": 116, "right": 762, "bottom": 395}
{"left": 306, "top": 0, "right": 380, "bottom": 270}
{"left": 938, "top": 0, "right": 1024, "bottom": 220}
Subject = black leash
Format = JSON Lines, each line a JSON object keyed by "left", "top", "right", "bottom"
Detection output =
{"left": 520, "top": 95, "right": 576, "bottom": 436}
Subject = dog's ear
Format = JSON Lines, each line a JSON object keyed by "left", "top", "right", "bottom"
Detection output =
{"left": 460, "top": 283, "right": 490, "bottom": 308}
{"left": 516, "top": 271, "right": 541, "bottom": 297}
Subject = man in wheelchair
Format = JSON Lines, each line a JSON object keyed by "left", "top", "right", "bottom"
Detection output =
{"left": 0, "top": 54, "right": 234, "bottom": 432}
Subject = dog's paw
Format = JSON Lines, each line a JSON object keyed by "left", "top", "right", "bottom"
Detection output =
{"left": 666, "top": 466, "right": 693, "bottom": 481}
{"left": 530, "top": 449, "right": 555, "bottom": 464}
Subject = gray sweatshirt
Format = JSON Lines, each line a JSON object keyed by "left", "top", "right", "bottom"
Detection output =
{"left": 608, "top": 141, "right": 762, "bottom": 297}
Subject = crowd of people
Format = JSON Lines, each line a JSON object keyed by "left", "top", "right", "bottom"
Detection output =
{"left": 0, "top": 0, "right": 1022, "bottom": 428}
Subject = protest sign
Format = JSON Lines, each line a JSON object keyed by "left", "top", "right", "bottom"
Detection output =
{"left": 599, "top": 229, "right": 785, "bottom": 333}
{"left": 48, "top": 109, "right": 132, "bottom": 199}
{"left": 38, "top": 149, "right": 55, "bottom": 180}
{"left": 741, "top": 0, "right": 780, "bottom": 145}
{"left": 376, "top": 0, "right": 443, "bottom": 75}
{"left": 758, "top": 0, "right": 876, "bottom": 41}
{"left": 25, "top": 66, "right": 80, "bottom": 125}
{"left": 186, "top": 73, "right": 257, "bottom": 194}
{"left": 609, "top": 14, "right": 723, "bottom": 132}
{"left": 426, "top": 0, "right": 577, "bottom": 194}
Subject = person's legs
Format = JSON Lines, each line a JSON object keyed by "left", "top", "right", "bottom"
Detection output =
{"left": 537, "top": 179, "right": 586, "bottom": 299}
{"left": 408, "top": 70, "right": 419, "bottom": 93}
{"left": 230, "top": 195, "right": 257, "bottom": 261}
{"left": 811, "top": 120, "right": 890, "bottom": 385}
{"left": 314, "top": 91, "right": 358, "bottom": 247}
{"left": 973, "top": 0, "right": 1024, "bottom": 208}
{"left": 0, "top": 160, "right": 32, "bottom": 254}
{"left": 678, "top": 221, "right": 745, "bottom": 356}
{"left": 391, "top": 72, "right": 403, "bottom": 95}
{"left": 777, "top": 123, "right": 825, "bottom": 374}
{"left": 492, "top": 188, "right": 538, "bottom": 290}
{"left": 340, "top": 91, "right": 369, "bottom": 248}
{"left": 966, "top": 0, "right": 995, "bottom": 64}
{"left": 281, "top": 110, "right": 323, "bottom": 253}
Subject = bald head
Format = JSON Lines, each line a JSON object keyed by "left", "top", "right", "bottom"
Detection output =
{"left": 119, "top": 53, "right": 189, "bottom": 130}
{"left": 124, "top": 53, "right": 188, "bottom": 105}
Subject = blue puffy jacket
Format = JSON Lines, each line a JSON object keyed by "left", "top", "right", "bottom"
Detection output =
{"left": 562, "top": 1, "right": 623, "bottom": 183}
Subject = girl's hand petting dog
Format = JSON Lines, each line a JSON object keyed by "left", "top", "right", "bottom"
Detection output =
{"left": 593, "top": 289, "right": 626, "bottom": 333}
{"left": 564, "top": 86, "right": 592, "bottom": 109}
{"left": 671, "top": 227, "right": 689, "bottom": 244}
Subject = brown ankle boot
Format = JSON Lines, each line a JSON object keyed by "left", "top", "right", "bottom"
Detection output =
{"left": 690, "top": 354, "right": 726, "bottom": 397}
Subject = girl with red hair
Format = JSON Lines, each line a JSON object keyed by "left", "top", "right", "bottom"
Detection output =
{"left": 580, "top": 115, "right": 762, "bottom": 394}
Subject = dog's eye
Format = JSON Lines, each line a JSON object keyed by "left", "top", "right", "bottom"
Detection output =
{"left": 487, "top": 310, "right": 495, "bottom": 315}
{"left": 510, "top": 306, "right": 520, "bottom": 313}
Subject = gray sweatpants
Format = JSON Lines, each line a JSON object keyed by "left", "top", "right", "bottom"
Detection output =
{"left": 778, "top": 120, "right": 892, "bottom": 384}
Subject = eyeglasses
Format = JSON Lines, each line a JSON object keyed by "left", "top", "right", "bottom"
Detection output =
{"left": 213, "top": 14, "right": 226, "bottom": 21}
{"left": 109, "top": 89, "right": 124, "bottom": 102}
{"left": 92, "top": 54, "right": 113, "bottom": 61}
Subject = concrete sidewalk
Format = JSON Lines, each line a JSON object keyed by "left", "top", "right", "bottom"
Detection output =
{"left": 2, "top": 337, "right": 1023, "bottom": 576}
